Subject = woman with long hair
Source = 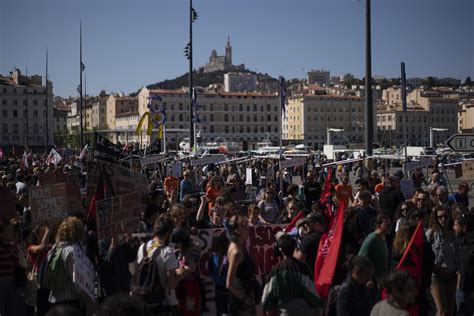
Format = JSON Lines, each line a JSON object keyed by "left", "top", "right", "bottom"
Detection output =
{"left": 225, "top": 215, "right": 257, "bottom": 316}
{"left": 426, "top": 205, "right": 462, "bottom": 316}
{"left": 47, "top": 216, "right": 87, "bottom": 311}
{"left": 206, "top": 176, "right": 222, "bottom": 215}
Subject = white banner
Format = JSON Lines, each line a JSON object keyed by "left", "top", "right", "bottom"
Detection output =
{"left": 245, "top": 168, "right": 253, "bottom": 185}
{"left": 73, "top": 245, "right": 96, "bottom": 301}
{"left": 191, "top": 155, "right": 226, "bottom": 167}
{"left": 140, "top": 155, "right": 166, "bottom": 167}
{"left": 405, "top": 157, "right": 432, "bottom": 171}
{"left": 280, "top": 157, "right": 306, "bottom": 169}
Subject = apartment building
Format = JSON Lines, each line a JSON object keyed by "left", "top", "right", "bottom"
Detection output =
{"left": 0, "top": 69, "right": 54, "bottom": 150}
{"left": 224, "top": 72, "right": 257, "bottom": 92}
{"left": 138, "top": 87, "right": 280, "bottom": 148}
{"left": 282, "top": 93, "right": 368, "bottom": 149}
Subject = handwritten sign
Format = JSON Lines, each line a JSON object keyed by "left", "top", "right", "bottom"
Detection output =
{"left": 30, "top": 183, "right": 68, "bottom": 224}
{"left": 96, "top": 192, "right": 143, "bottom": 240}
{"left": 73, "top": 245, "right": 96, "bottom": 301}
{"left": 191, "top": 155, "right": 226, "bottom": 167}
{"left": 38, "top": 170, "right": 82, "bottom": 213}
{"left": 462, "top": 160, "right": 474, "bottom": 179}
{"left": 280, "top": 157, "right": 306, "bottom": 169}
{"left": 194, "top": 224, "right": 284, "bottom": 316}
{"left": 86, "top": 161, "right": 148, "bottom": 206}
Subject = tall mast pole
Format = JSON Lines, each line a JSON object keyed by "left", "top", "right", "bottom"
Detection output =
{"left": 45, "top": 48, "right": 49, "bottom": 153}
{"left": 189, "top": 0, "right": 194, "bottom": 151}
{"left": 79, "top": 21, "right": 84, "bottom": 149}
{"left": 364, "top": 0, "right": 373, "bottom": 158}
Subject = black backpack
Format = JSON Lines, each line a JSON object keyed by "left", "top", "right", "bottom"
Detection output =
{"left": 130, "top": 244, "right": 166, "bottom": 305}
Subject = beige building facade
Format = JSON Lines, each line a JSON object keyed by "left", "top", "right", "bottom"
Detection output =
{"left": 0, "top": 69, "right": 54, "bottom": 150}
{"left": 282, "top": 94, "right": 367, "bottom": 148}
{"left": 138, "top": 87, "right": 280, "bottom": 148}
{"left": 459, "top": 99, "right": 474, "bottom": 133}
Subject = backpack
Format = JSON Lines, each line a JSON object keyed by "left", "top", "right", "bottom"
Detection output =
{"left": 130, "top": 243, "right": 166, "bottom": 305}
{"left": 38, "top": 246, "right": 69, "bottom": 292}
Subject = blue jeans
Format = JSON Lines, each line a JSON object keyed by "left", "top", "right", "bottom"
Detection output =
{"left": 0, "top": 277, "right": 25, "bottom": 316}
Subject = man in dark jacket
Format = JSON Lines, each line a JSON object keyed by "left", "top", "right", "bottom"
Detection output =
{"left": 378, "top": 175, "right": 405, "bottom": 222}
{"left": 303, "top": 171, "right": 323, "bottom": 210}
{"left": 336, "top": 255, "right": 374, "bottom": 316}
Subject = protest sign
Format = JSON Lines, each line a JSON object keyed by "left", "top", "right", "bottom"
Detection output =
{"left": 73, "top": 245, "right": 96, "bottom": 301}
{"left": 191, "top": 155, "right": 226, "bottom": 167}
{"left": 96, "top": 191, "right": 143, "bottom": 240}
{"left": 93, "top": 132, "right": 126, "bottom": 163}
{"left": 86, "top": 161, "right": 148, "bottom": 206}
{"left": 280, "top": 157, "right": 306, "bottom": 169}
{"left": 245, "top": 168, "right": 253, "bottom": 185}
{"left": 30, "top": 183, "right": 68, "bottom": 224}
{"left": 462, "top": 160, "right": 474, "bottom": 179}
{"left": 38, "top": 170, "right": 82, "bottom": 213}
{"left": 171, "top": 162, "right": 182, "bottom": 178}
{"left": 140, "top": 154, "right": 166, "bottom": 167}
{"left": 400, "top": 179, "right": 415, "bottom": 200}
{"left": 193, "top": 224, "right": 284, "bottom": 316}
{"left": 404, "top": 157, "right": 432, "bottom": 171}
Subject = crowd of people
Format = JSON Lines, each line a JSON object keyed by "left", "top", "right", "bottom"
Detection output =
{"left": 0, "top": 149, "right": 473, "bottom": 316}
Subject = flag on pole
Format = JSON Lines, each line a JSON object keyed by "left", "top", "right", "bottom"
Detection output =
{"left": 81, "top": 62, "right": 86, "bottom": 72}
{"left": 314, "top": 200, "right": 346, "bottom": 298}
{"left": 319, "top": 167, "right": 333, "bottom": 223}
{"left": 279, "top": 76, "right": 286, "bottom": 118}
{"left": 191, "top": 7, "right": 198, "bottom": 22}
{"left": 396, "top": 220, "right": 424, "bottom": 316}
{"left": 79, "top": 144, "right": 89, "bottom": 160}
{"left": 47, "top": 148, "right": 62, "bottom": 166}
{"left": 22, "top": 151, "right": 29, "bottom": 169}
{"left": 284, "top": 210, "right": 305, "bottom": 234}
{"left": 87, "top": 166, "right": 114, "bottom": 221}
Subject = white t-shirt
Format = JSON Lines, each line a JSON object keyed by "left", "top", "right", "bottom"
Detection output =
{"left": 136, "top": 240, "right": 179, "bottom": 306}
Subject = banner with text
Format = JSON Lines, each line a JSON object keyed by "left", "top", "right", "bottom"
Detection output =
{"left": 30, "top": 183, "right": 68, "bottom": 224}
{"left": 38, "top": 170, "right": 82, "bottom": 213}
{"left": 95, "top": 191, "right": 143, "bottom": 240}
{"left": 86, "top": 161, "right": 148, "bottom": 206}
{"left": 194, "top": 224, "right": 284, "bottom": 315}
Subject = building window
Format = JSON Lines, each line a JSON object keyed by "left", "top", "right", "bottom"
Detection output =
{"left": 239, "top": 104, "right": 243, "bottom": 111}
{"left": 210, "top": 114, "right": 214, "bottom": 121}
{"left": 13, "top": 123, "right": 18, "bottom": 133}
{"left": 2, "top": 124, "right": 8, "bottom": 133}
{"left": 2, "top": 99, "right": 6, "bottom": 105}
{"left": 224, "top": 104, "right": 228, "bottom": 111}
{"left": 33, "top": 100, "right": 38, "bottom": 106}
{"left": 2, "top": 110, "right": 7, "bottom": 117}
{"left": 225, "top": 126, "right": 229, "bottom": 133}
{"left": 179, "top": 103, "right": 183, "bottom": 111}
{"left": 179, "top": 114, "right": 183, "bottom": 121}
{"left": 224, "top": 114, "right": 228, "bottom": 122}
{"left": 13, "top": 110, "right": 18, "bottom": 118}
{"left": 33, "top": 124, "right": 38, "bottom": 133}
{"left": 253, "top": 104, "right": 257, "bottom": 111}
{"left": 247, "top": 105, "right": 250, "bottom": 111}
{"left": 13, "top": 99, "right": 17, "bottom": 105}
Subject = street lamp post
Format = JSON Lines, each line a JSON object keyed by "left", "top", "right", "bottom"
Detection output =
{"left": 430, "top": 127, "right": 448, "bottom": 148}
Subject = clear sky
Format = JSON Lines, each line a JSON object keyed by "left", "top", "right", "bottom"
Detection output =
{"left": 1, "top": 0, "right": 472, "bottom": 97}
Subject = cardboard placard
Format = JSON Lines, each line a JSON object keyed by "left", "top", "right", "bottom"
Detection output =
{"left": 86, "top": 161, "right": 148, "bottom": 206}
{"left": 73, "top": 245, "right": 96, "bottom": 301}
{"left": 30, "top": 183, "right": 68, "bottom": 224}
{"left": 462, "top": 161, "right": 474, "bottom": 180}
{"left": 400, "top": 179, "right": 415, "bottom": 200}
{"left": 38, "top": 170, "right": 82, "bottom": 213}
{"left": 96, "top": 191, "right": 143, "bottom": 240}
{"left": 194, "top": 224, "right": 284, "bottom": 316}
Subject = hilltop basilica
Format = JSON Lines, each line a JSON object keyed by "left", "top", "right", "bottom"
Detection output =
{"left": 199, "top": 37, "right": 246, "bottom": 73}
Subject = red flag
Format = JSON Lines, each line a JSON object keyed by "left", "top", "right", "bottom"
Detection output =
{"left": 396, "top": 220, "right": 424, "bottom": 316}
{"left": 284, "top": 210, "right": 305, "bottom": 233}
{"left": 87, "top": 167, "right": 114, "bottom": 221}
{"left": 314, "top": 200, "right": 345, "bottom": 298}
{"left": 319, "top": 167, "right": 332, "bottom": 205}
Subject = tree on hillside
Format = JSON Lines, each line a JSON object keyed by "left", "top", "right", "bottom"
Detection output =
{"left": 465, "top": 76, "right": 472, "bottom": 86}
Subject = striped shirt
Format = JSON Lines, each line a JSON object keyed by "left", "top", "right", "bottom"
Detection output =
{"left": 0, "top": 243, "right": 18, "bottom": 277}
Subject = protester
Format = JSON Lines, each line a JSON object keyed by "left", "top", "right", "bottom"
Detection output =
{"left": 449, "top": 182, "right": 470, "bottom": 210}
{"left": 258, "top": 189, "right": 280, "bottom": 224}
{"left": 303, "top": 171, "right": 323, "bottom": 210}
{"left": 426, "top": 205, "right": 461, "bottom": 316}
{"left": 335, "top": 173, "right": 354, "bottom": 207}
{"left": 336, "top": 255, "right": 375, "bottom": 316}
{"left": 379, "top": 176, "right": 405, "bottom": 222}
{"left": 358, "top": 214, "right": 391, "bottom": 285}
{"left": 370, "top": 270, "right": 417, "bottom": 316}
{"left": 261, "top": 233, "right": 321, "bottom": 315}
{"left": 225, "top": 215, "right": 257, "bottom": 316}
{"left": 206, "top": 175, "right": 222, "bottom": 214}
{"left": 294, "top": 214, "right": 325, "bottom": 270}
{"left": 208, "top": 231, "right": 230, "bottom": 316}
{"left": 180, "top": 171, "right": 194, "bottom": 201}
